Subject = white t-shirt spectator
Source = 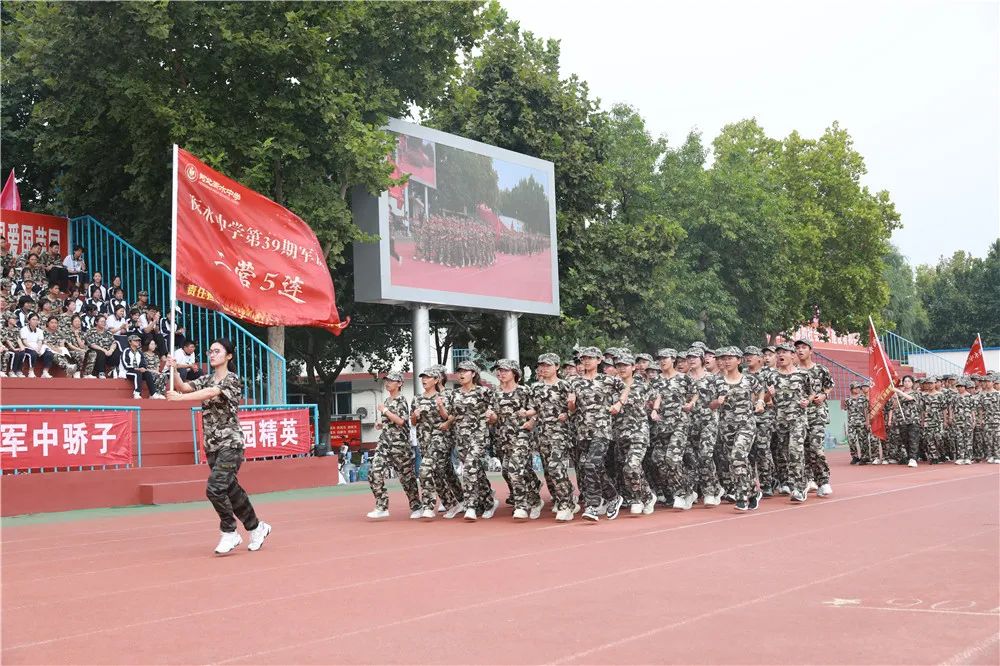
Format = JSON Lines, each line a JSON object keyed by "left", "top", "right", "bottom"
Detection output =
{"left": 20, "top": 326, "right": 45, "bottom": 351}
{"left": 63, "top": 254, "right": 85, "bottom": 272}
{"left": 172, "top": 347, "right": 196, "bottom": 368}
{"left": 106, "top": 313, "right": 128, "bottom": 335}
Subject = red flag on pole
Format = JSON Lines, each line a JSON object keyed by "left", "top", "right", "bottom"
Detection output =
{"left": 172, "top": 147, "right": 348, "bottom": 334}
{"left": 867, "top": 318, "right": 896, "bottom": 440}
{"left": 963, "top": 334, "right": 987, "bottom": 375}
{"left": 1, "top": 169, "right": 21, "bottom": 211}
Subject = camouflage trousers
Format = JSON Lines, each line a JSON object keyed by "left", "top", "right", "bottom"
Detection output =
{"left": 368, "top": 443, "right": 421, "bottom": 512}
{"left": 643, "top": 445, "right": 664, "bottom": 498}
{"left": 714, "top": 427, "right": 731, "bottom": 494}
{"left": 538, "top": 432, "right": 574, "bottom": 511}
{"left": 579, "top": 434, "right": 619, "bottom": 509}
{"left": 972, "top": 426, "right": 986, "bottom": 460}
{"left": 895, "top": 421, "right": 921, "bottom": 462}
{"left": 953, "top": 423, "right": 974, "bottom": 461}
{"left": 606, "top": 435, "right": 627, "bottom": 497}
{"left": 942, "top": 426, "right": 956, "bottom": 460}
{"left": 920, "top": 424, "right": 944, "bottom": 462}
{"left": 805, "top": 419, "right": 831, "bottom": 485}
{"left": 848, "top": 425, "right": 874, "bottom": 461}
{"left": 650, "top": 419, "right": 690, "bottom": 499}
{"left": 984, "top": 423, "right": 1000, "bottom": 459}
{"left": 774, "top": 418, "right": 807, "bottom": 495}
{"left": 205, "top": 447, "right": 259, "bottom": 533}
{"left": 687, "top": 416, "right": 722, "bottom": 498}
{"left": 753, "top": 417, "right": 775, "bottom": 491}
{"left": 455, "top": 428, "right": 495, "bottom": 513}
{"left": 502, "top": 431, "right": 541, "bottom": 511}
{"left": 615, "top": 436, "right": 652, "bottom": 505}
{"left": 770, "top": 428, "right": 788, "bottom": 489}
{"left": 720, "top": 416, "right": 758, "bottom": 502}
{"left": 418, "top": 433, "right": 462, "bottom": 511}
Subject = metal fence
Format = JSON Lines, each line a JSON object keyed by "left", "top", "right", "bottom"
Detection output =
{"left": 69, "top": 215, "right": 287, "bottom": 404}
{"left": 880, "top": 331, "right": 964, "bottom": 378}
{"left": 0, "top": 405, "right": 142, "bottom": 474}
{"left": 189, "top": 403, "right": 319, "bottom": 464}
{"left": 814, "top": 351, "right": 870, "bottom": 402}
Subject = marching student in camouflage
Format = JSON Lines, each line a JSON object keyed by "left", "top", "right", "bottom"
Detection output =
{"left": 794, "top": 339, "right": 833, "bottom": 496}
{"left": 917, "top": 377, "right": 945, "bottom": 463}
{"left": 612, "top": 355, "right": 657, "bottom": 516}
{"left": 367, "top": 371, "right": 422, "bottom": 520}
{"left": 716, "top": 347, "right": 765, "bottom": 511}
{"left": 770, "top": 343, "right": 810, "bottom": 502}
{"left": 845, "top": 382, "right": 871, "bottom": 464}
{"left": 940, "top": 375, "right": 958, "bottom": 461}
{"left": 683, "top": 348, "right": 725, "bottom": 506}
{"left": 951, "top": 379, "right": 978, "bottom": 464}
{"left": 489, "top": 359, "right": 543, "bottom": 520}
{"left": 761, "top": 345, "right": 788, "bottom": 485}
{"left": 411, "top": 368, "right": 463, "bottom": 518}
{"left": 970, "top": 375, "right": 987, "bottom": 461}
{"left": 979, "top": 374, "right": 1000, "bottom": 463}
{"left": 889, "top": 375, "right": 922, "bottom": 465}
{"left": 650, "top": 348, "right": 695, "bottom": 509}
{"left": 744, "top": 346, "right": 777, "bottom": 493}
{"left": 569, "top": 346, "right": 630, "bottom": 522}
{"left": 439, "top": 360, "right": 499, "bottom": 521}
{"left": 528, "top": 353, "right": 577, "bottom": 521}
{"left": 860, "top": 382, "right": 884, "bottom": 463}
{"left": 167, "top": 338, "right": 271, "bottom": 555}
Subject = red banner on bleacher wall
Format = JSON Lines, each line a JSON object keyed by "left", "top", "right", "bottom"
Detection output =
{"left": 194, "top": 407, "right": 312, "bottom": 461}
{"left": 0, "top": 410, "right": 134, "bottom": 470}
{"left": 0, "top": 209, "right": 69, "bottom": 258}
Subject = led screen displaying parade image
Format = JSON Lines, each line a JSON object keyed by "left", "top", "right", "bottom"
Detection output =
{"left": 353, "top": 119, "right": 559, "bottom": 316}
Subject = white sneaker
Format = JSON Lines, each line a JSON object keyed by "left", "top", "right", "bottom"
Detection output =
{"left": 643, "top": 493, "right": 656, "bottom": 515}
{"left": 703, "top": 494, "right": 721, "bottom": 507}
{"left": 672, "top": 496, "right": 687, "bottom": 510}
{"left": 463, "top": 508, "right": 478, "bottom": 521}
{"left": 420, "top": 508, "right": 435, "bottom": 520}
{"left": 366, "top": 508, "right": 389, "bottom": 519}
{"left": 444, "top": 504, "right": 464, "bottom": 519}
{"left": 817, "top": 483, "right": 833, "bottom": 497}
{"left": 152, "top": 393, "right": 165, "bottom": 399}
{"left": 550, "top": 503, "right": 558, "bottom": 514}
{"left": 991, "top": 459, "right": 1000, "bottom": 465}
{"left": 214, "top": 531, "right": 242, "bottom": 555}
{"left": 529, "top": 499, "right": 544, "bottom": 520}
{"left": 807, "top": 480, "right": 818, "bottom": 492}
{"left": 133, "top": 391, "right": 141, "bottom": 399}
{"left": 572, "top": 502, "right": 581, "bottom": 514}
{"left": 0, "top": 371, "right": 6, "bottom": 377}
{"left": 83, "top": 374, "right": 95, "bottom": 379}
{"left": 685, "top": 492, "right": 698, "bottom": 509}
{"left": 409, "top": 509, "right": 424, "bottom": 520}
{"left": 778, "top": 485, "right": 791, "bottom": 495}
{"left": 629, "top": 502, "right": 643, "bottom": 515}
{"left": 555, "top": 508, "right": 574, "bottom": 522}
{"left": 73, "top": 371, "right": 81, "bottom": 378}
{"left": 482, "top": 497, "right": 500, "bottom": 519}
{"left": 907, "top": 459, "right": 918, "bottom": 468}
{"left": 42, "top": 369, "right": 54, "bottom": 378}
{"left": 247, "top": 522, "right": 271, "bottom": 551}
{"left": 513, "top": 508, "right": 529, "bottom": 520}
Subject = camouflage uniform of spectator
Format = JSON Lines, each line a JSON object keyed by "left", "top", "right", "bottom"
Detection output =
{"left": 491, "top": 359, "right": 542, "bottom": 516}
{"left": 845, "top": 382, "right": 871, "bottom": 463}
{"left": 716, "top": 347, "right": 764, "bottom": 508}
{"left": 649, "top": 349, "right": 695, "bottom": 507}
{"left": 611, "top": 354, "right": 655, "bottom": 512}
{"left": 745, "top": 346, "right": 777, "bottom": 492}
{"left": 446, "top": 361, "right": 496, "bottom": 516}
{"left": 771, "top": 343, "right": 810, "bottom": 500}
{"left": 412, "top": 367, "right": 462, "bottom": 514}
{"left": 570, "top": 347, "right": 628, "bottom": 519}
{"left": 82, "top": 326, "right": 115, "bottom": 377}
{"left": 796, "top": 340, "right": 833, "bottom": 488}
{"left": 42, "top": 319, "right": 75, "bottom": 374}
{"left": 685, "top": 348, "right": 726, "bottom": 502}
{"left": 529, "top": 353, "right": 576, "bottom": 516}
{"left": 0, "top": 318, "right": 18, "bottom": 372}
{"left": 368, "top": 372, "right": 422, "bottom": 515}
{"left": 142, "top": 348, "right": 166, "bottom": 394}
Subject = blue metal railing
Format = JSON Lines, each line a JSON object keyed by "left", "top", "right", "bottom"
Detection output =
{"left": 814, "top": 350, "right": 870, "bottom": 402}
{"left": 190, "top": 403, "right": 319, "bottom": 464}
{"left": 0, "top": 405, "right": 142, "bottom": 473}
{"left": 70, "top": 215, "right": 287, "bottom": 404}
{"left": 880, "top": 331, "right": 964, "bottom": 378}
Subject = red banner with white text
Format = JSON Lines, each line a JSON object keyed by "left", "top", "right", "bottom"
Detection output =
{"left": 195, "top": 407, "right": 313, "bottom": 461}
{"left": 174, "top": 147, "right": 347, "bottom": 333}
{"left": 0, "top": 410, "right": 135, "bottom": 470}
{"left": 867, "top": 320, "right": 895, "bottom": 440}
{"left": 1, "top": 209, "right": 69, "bottom": 258}
{"left": 963, "top": 334, "right": 987, "bottom": 376}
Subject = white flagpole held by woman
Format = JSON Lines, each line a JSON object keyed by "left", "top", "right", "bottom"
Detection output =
{"left": 169, "top": 144, "right": 179, "bottom": 392}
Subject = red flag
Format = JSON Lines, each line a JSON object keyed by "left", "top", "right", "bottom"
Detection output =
{"left": 963, "top": 334, "right": 987, "bottom": 375}
{"left": 1, "top": 169, "right": 21, "bottom": 211}
{"left": 173, "top": 147, "right": 348, "bottom": 334}
{"left": 867, "top": 318, "right": 895, "bottom": 440}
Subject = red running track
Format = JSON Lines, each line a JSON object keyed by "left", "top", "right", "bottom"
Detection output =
{"left": 2, "top": 451, "right": 998, "bottom": 665}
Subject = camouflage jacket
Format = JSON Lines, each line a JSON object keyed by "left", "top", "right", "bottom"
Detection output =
{"left": 688, "top": 372, "right": 728, "bottom": 422}
{"left": 801, "top": 363, "right": 835, "bottom": 424}
{"left": 920, "top": 391, "right": 946, "bottom": 428}
{"left": 529, "top": 379, "right": 572, "bottom": 441}
{"left": 951, "top": 393, "right": 977, "bottom": 427}
{"left": 890, "top": 390, "right": 921, "bottom": 425}
{"left": 718, "top": 373, "right": 762, "bottom": 425}
{"left": 845, "top": 395, "right": 869, "bottom": 427}
{"left": 651, "top": 372, "right": 693, "bottom": 422}
{"left": 491, "top": 385, "right": 533, "bottom": 443}
{"left": 192, "top": 372, "right": 243, "bottom": 452}
{"left": 980, "top": 391, "right": 1000, "bottom": 425}
{"left": 448, "top": 385, "right": 493, "bottom": 437}
{"left": 570, "top": 373, "right": 625, "bottom": 440}
{"left": 411, "top": 392, "right": 448, "bottom": 445}
{"left": 772, "top": 369, "right": 810, "bottom": 424}
{"left": 753, "top": 367, "right": 777, "bottom": 422}
{"left": 83, "top": 327, "right": 114, "bottom": 352}
{"left": 614, "top": 378, "right": 653, "bottom": 442}
{"left": 378, "top": 394, "right": 411, "bottom": 447}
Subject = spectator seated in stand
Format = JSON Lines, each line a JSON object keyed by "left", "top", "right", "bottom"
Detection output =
{"left": 122, "top": 334, "right": 158, "bottom": 399}
{"left": 172, "top": 340, "right": 203, "bottom": 382}
{"left": 62, "top": 245, "right": 89, "bottom": 286}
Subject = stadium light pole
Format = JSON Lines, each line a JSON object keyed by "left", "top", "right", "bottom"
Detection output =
{"left": 412, "top": 304, "right": 431, "bottom": 394}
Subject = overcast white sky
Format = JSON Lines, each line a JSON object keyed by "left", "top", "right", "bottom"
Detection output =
{"left": 502, "top": 0, "right": 999, "bottom": 266}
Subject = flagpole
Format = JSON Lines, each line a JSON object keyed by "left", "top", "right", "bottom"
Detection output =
{"left": 169, "top": 144, "right": 179, "bottom": 393}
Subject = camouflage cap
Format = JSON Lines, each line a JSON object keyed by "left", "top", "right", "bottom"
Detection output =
{"left": 989, "top": 372, "right": 1000, "bottom": 382}
{"left": 656, "top": 348, "right": 678, "bottom": 359}
{"left": 691, "top": 341, "right": 709, "bottom": 351}
{"left": 137, "top": 290, "right": 149, "bottom": 296}
{"left": 456, "top": 360, "right": 480, "bottom": 373}
{"left": 494, "top": 358, "right": 521, "bottom": 376}
{"left": 578, "top": 346, "right": 602, "bottom": 358}
{"left": 635, "top": 353, "right": 654, "bottom": 364}
{"left": 970, "top": 374, "right": 983, "bottom": 381}
{"left": 793, "top": 338, "right": 813, "bottom": 348}
{"left": 127, "top": 334, "right": 142, "bottom": 342}
{"left": 537, "top": 352, "right": 560, "bottom": 366}
{"left": 685, "top": 347, "right": 704, "bottom": 359}
{"left": 715, "top": 346, "right": 743, "bottom": 358}
{"left": 941, "top": 374, "right": 956, "bottom": 381}
{"left": 743, "top": 346, "right": 762, "bottom": 357}
{"left": 614, "top": 354, "right": 636, "bottom": 365}
{"left": 703, "top": 347, "right": 717, "bottom": 357}
{"left": 762, "top": 345, "right": 777, "bottom": 353}
{"left": 418, "top": 367, "right": 441, "bottom": 378}
{"left": 646, "top": 365, "right": 661, "bottom": 373}
{"left": 775, "top": 342, "right": 796, "bottom": 353}
{"left": 562, "top": 359, "right": 578, "bottom": 368}
{"left": 383, "top": 370, "right": 404, "bottom": 383}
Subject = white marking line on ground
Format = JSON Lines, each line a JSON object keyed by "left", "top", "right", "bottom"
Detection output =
{"left": 829, "top": 606, "right": 1000, "bottom": 618}
{"left": 3, "top": 472, "right": 994, "bottom": 647}
{"left": 940, "top": 633, "right": 1000, "bottom": 665}
{"left": 549, "top": 527, "right": 999, "bottom": 666}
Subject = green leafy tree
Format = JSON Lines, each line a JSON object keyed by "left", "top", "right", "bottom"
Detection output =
{"left": 915, "top": 240, "right": 1000, "bottom": 348}
{"left": 431, "top": 144, "right": 499, "bottom": 215}
{"left": 498, "top": 176, "right": 549, "bottom": 234}
{"left": 881, "top": 245, "right": 929, "bottom": 340}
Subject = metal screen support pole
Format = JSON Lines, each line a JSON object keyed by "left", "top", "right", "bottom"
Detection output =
{"left": 412, "top": 304, "right": 431, "bottom": 395}
{"left": 502, "top": 312, "right": 519, "bottom": 363}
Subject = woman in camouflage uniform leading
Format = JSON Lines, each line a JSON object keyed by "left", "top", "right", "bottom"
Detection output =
{"left": 167, "top": 338, "right": 271, "bottom": 555}
{"left": 366, "top": 371, "right": 422, "bottom": 521}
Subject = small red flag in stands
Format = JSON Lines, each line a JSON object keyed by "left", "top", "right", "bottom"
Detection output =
{"left": 867, "top": 318, "right": 895, "bottom": 440}
{"left": 1, "top": 169, "right": 21, "bottom": 211}
{"left": 173, "top": 148, "right": 348, "bottom": 334}
{"left": 963, "top": 334, "right": 987, "bottom": 376}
